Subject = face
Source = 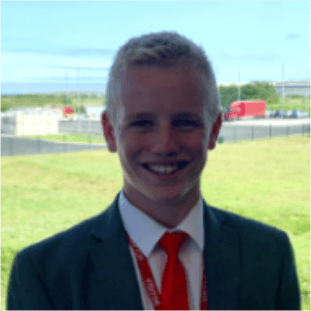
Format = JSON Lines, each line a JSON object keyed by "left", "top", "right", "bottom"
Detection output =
{"left": 103, "top": 66, "right": 222, "bottom": 210}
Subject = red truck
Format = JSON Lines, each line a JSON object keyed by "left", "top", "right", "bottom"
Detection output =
{"left": 62, "top": 107, "right": 75, "bottom": 118}
{"left": 224, "top": 100, "right": 266, "bottom": 121}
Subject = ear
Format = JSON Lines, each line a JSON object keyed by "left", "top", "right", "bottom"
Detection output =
{"left": 208, "top": 112, "right": 223, "bottom": 150}
{"left": 101, "top": 111, "right": 117, "bottom": 152}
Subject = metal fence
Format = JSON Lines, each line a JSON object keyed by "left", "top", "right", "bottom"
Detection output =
{"left": 1, "top": 134, "right": 106, "bottom": 157}
{"left": 59, "top": 119, "right": 103, "bottom": 135}
{"left": 1, "top": 118, "right": 310, "bottom": 157}
{"left": 58, "top": 119, "right": 310, "bottom": 139}
{"left": 220, "top": 120, "right": 310, "bottom": 143}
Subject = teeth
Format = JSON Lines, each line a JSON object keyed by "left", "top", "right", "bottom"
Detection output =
{"left": 148, "top": 164, "right": 179, "bottom": 174}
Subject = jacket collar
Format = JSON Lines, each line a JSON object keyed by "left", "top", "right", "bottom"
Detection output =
{"left": 89, "top": 194, "right": 240, "bottom": 310}
{"left": 89, "top": 194, "right": 144, "bottom": 310}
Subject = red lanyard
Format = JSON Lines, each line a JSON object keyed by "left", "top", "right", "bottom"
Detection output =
{"left": 127, "top": 234, "right": 209, "bottom": 310}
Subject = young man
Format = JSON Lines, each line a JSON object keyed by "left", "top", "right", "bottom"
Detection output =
{"left": 7, "top": 32, "right": 300, "bottom": 310}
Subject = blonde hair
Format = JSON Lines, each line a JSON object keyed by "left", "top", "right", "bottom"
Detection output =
{"left": 106, "top": 31, "right": 220, "bottom": 127}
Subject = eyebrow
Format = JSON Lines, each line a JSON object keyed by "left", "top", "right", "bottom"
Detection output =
{"left": 127, "top": 112, "right": 204, "bottom": 121}
{"left": 172, "top": 113, "right": 204, "bottom": 122}
{"left": 127, "top": 113, "right": 154, "bottom": 121}
{"left": 172, "top": 113, "right": 197, "bottom": 119}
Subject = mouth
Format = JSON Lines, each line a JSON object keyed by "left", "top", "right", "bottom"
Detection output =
{"left": 141, "top": 161, "right": 189, "bottom": 175}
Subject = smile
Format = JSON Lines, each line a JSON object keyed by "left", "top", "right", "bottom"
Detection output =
{"left": 142, "top": 161, "right": 189, "bottom": 175}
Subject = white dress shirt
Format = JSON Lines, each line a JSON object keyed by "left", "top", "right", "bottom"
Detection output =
{"left": 119, "top": 190, "right": 205, "bottom": 310}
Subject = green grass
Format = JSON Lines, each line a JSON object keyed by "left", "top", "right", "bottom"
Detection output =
{"left": 1, "top": 94, "right": 65, "bottom": 111}
{"left": 3, "top": 93, "right": 309, "bottom": 115}
{"left": 24, "top": 133, "right": 106, "bottom": 144}
{"left": 1, "top": 94, "right": 105, "bottom": 112}
{"left": 267, "top": 97, "right": 310, "bottom": 115}
{"left": 202, "top": 136, "right": 310, "bottom": 309}
{"left": 1, "top": 136, "right": 310, "bottom": 310}
{"left": 71, "top": 96, "right": 104, "bottom": 107}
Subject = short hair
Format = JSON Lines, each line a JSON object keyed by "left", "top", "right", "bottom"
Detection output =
{"left": 106, "top": 31, "right": 220, "bottom": 127}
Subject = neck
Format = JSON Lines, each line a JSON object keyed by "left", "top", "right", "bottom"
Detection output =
{"left": 123, "top": 188, "right": 201, "bottom": 228}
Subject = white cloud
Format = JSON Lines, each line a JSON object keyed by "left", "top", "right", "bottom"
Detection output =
{"left": 285, "top": 34, "right": 302, "bottom": 40}
{"left": 1, "top": 51, "right": 112, "bottom": 82}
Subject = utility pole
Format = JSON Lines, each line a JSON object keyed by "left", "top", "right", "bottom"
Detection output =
{"left": 238, "top": 70, "right": 241, "bottom": 101}
{"left": 305, "top": 67, "right": 311, "bottom": 112}
{"left": 77, "top": 67, "right": 81, "bottom": 133}
{"left": 66, "top": 71, "right": 69, "bottom": 106}
{"left": 282, "top": 63, "right": 285, "bottom": 110}
{"left": 217, "top": 65, "right": 221, "bottom": 108}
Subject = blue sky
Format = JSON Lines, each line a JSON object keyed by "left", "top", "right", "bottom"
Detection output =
{"left": 1, "top": 1, "right": 310, "bottom": 94}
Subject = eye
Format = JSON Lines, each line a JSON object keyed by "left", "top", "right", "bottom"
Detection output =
{"left": 172, "top": 120, "right": 201, "bottom": 130}
{"left": 130, "top": 120, "right": 154, "bottom": 129}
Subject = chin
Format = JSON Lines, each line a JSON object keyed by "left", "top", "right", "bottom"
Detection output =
{"left": 147, "top": 185, "right": 196, "bottom": 204}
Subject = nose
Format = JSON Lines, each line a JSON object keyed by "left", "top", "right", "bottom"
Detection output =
{"left": 150, "top": 121, "right": 180, "bottom": 156}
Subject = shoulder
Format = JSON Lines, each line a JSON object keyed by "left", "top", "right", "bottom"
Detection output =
{"left": 15, "top": 195, "right": 121, "bottom": 268}
{"left": 15, "top": 214, "right": 97, "bottom": 273}
{"left": 7, "top": 194, "right": 130, "bottom": 309}
{"left": 206, "top": 204, "right": 291, "bottom": 249}
{"left": 204, "top": 204, "right": 300, "bottom": 310}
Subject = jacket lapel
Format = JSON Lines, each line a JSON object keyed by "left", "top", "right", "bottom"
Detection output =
{"left": 87, "top": 197, "right": 241, "bottom": 310}
{"left": 203, "top": 203, "right": 241, "bottom": 310}
{"left": 89, "top": 196, "right": 143, "bottom": 310}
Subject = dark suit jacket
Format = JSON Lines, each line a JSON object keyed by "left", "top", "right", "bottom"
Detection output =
{"left": 7, "top": 194, "right": 300, "bottom": 310}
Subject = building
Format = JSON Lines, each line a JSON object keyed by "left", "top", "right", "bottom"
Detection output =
{"left": 272, "top": 81, "right": 310, "bottom": 97}
{"left": 84, "top": 106, "right": 106, "bottom": 120}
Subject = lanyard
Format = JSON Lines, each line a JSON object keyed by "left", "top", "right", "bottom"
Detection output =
{"left": 127, "top": 234, "right": 209, "bottom": 310}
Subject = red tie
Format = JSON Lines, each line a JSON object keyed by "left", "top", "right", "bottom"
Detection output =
{"left": 159, "top": 232, "right": 189, "bottom": 310}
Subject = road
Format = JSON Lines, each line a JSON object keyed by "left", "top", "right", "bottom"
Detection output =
{"left": 1, "top": 119, "right": 310, "bottom": 156}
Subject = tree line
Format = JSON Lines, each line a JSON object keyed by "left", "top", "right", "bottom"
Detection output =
{"left": 218, "top": 81, "right": 280, "bottom": 109}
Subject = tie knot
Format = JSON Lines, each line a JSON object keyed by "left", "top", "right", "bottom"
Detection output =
{"left": 159, "top": 232, "right": 188, "bottom": 255}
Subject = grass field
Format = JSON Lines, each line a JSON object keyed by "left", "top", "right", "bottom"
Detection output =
{"left": 2, "top": 93, "right": 309, "bottom": 115}
{"left": 267, "top": 96, "right": 310, "bottom": 115}
{"left": 1, "top": 94, "right": 105, "bottom": 112}
{"left": 71, "top": 96, "right": 104, "bottom": 107}
{"left": 1, "top": 136, "right": 310, "bottom": 309}
{"left": 26, "top": 133, "right": 105, "bottom": 144}
{"left": 1, "top": 94, "right": 65, "bottom": 111}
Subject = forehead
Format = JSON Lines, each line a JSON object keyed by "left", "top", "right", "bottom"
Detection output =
{"left": 118, "top": 66, "right": 205, "bottom": 114}
{"left": 120, "top": 65, "right": 204, "bottom": 91}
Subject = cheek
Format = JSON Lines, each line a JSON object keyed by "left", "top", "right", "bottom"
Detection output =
{"left": 118, "top": 133, "right": 146, "bottom": 161}
{"left": 183, "top": 132, "right": 208, "bottom": 151}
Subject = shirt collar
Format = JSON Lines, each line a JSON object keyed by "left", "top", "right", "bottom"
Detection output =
{"left": 118, "top": 190, "right": 204, "bottom": 258}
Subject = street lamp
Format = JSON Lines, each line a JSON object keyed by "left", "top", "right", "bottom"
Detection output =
{"left": 238, "top": 70, "right": 241, "bottom": 101}
{"left": 282, "top": 63, "right": 285, "bottom": 110}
